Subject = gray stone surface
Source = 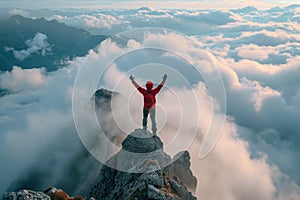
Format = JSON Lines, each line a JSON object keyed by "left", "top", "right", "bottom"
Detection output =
{"left": 165, "top": 151, "right": 198, "bottom": 193}
{"left": 121, "top": 128, "right": 163, "bottom": 153}
{"left": 88, "top": 130, "right": 198, "bottom": 200}
{"left": 2, "top": 190, "right": 50, "bottom": 200}
{"left": 105, "top": 128, "right": 171, "bottom": 173}
{"left": 147, "top": 185, "right": 167, "bottom": 200}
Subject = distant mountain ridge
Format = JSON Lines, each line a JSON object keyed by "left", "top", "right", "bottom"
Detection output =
{"left": 0, "top": 15, "right": 106, "bottom": 71}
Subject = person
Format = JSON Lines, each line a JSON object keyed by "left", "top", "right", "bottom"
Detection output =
{"left": 130, "top": 74, "right": 167, "bottom": 135}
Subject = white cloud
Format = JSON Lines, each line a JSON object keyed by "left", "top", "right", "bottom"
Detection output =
{"left": 192, "top": 121, "right": 276, "bottom": 200}
{"left": 0, "top": 66, "right": 46, "bottom": 92}
{"left": 242, "top": 78, "right": 281, "bottom": 112}
{"left": 48, "top": 13, "right": 130, "bottom": 35}
{"left": 6, "top": 33, "right": 51, "bottom": 61}
{"left": 236, "top": 44, "right": 278, "bottom": 61}
{"left": 82, "top": 13, "right": 123, "bottom": 29}
{"left": 60, "top": 13, "right": 127, "bottom": 29}
{"left": 240, "top": 29, "right": 300, "bottom": 42}
{"left": 40, "top": 8, "right": 243, "bottom": 35}
{"left": 0, "top": 64, "right": 78, "bottom": 194}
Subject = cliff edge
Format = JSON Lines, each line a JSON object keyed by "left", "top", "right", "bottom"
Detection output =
{"left": 88, "top": 128, "right": 197, "bottom": 200}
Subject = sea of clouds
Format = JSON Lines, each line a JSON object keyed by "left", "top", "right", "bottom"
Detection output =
{"left": 1, "top": 5, "right": 300, "bottom": 200}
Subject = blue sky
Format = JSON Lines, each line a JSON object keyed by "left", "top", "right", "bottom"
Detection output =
{"left": 0, "top": 0, "right": 299, "bottom": 9}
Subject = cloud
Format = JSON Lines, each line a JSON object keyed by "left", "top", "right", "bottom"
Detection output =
{"left": 0, "top": 66, "right": 46, "bottom": 92}
{"left": 239, "top": 29, "right": 300, "bottom": 45}
{"left": 38, "top": 8, "right": 244, "bottom": 35}
{"left": 5, "top": 33, "right": 51, "bottom": 61}
{"left": 198, "top": 21, "right": 300, "bottom": 65}
{"left": 6, "top": 4, "right": 299, "bottom": 37}
{"left": 51, "top": 13, "right": 129, "bottom": 30}
{"left": 204, "top": 41, "right": 300, "bottom": 191}
{"left": 192, "top": 121, "right": 276, "bottom": 200}
{"left": 0, "top": 64, "right": 78, "bottom": 194}
{"left": 236, "top": 44, "right": 279, "bottom": 61}
{"left": 80, "top": 13, "right": 124, "bottom": 29}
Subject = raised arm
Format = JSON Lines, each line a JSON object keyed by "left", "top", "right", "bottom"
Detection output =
{"left": 153, "top": 74, "right": 167, "bottom": 94}
{"left": 130, "top": 75, "right": 146, "bottom": 94}
{"left": 130, "top": 75, "right": 140, "bottom": 88}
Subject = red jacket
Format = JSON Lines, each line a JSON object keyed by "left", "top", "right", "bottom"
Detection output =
{"left": 132, "top": 80, "right": 165, "bottom": 110}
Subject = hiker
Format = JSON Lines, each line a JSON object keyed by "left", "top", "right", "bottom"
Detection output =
{"left": 130, "top": 74, "right": 167, "bottom": 135}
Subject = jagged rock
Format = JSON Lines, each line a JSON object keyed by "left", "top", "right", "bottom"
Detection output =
{"left": 169, "top": 180, "right": 196, "bottom": 200}
{"left": 122, "top": 129, "right": 163, "bottom": 153}
{"left": 105, "top": 129, "right": 171, "bottom": 172}
{"left": 147, "top": 185, "right": 167, "bottom": 200}
{"left": 88, "top": 130, "right": 197, "bottom": 200}
{"left": 169, "top": 180, "right": 182, "bottom": 194}
{"left": 93, "top": 88, "right": 113, "bottom": 111}
{"left": 92, "top": 88, "right": 126, "bottom": 146}
{"left": 2, "top": 190, "right": 50, "bottom": 200}
{"left": 44, "top": 187, "right": 84, "bottom": 200}
{"left": 92, "top": 88, "right": 119, "bottom": 112}
{"left": 94, "top": 88, "right": 113, "bottom": 99}
{"left": 165, "top": 151, "right": 197, "bottom": 193}
{"left": 2, "top": 187, "right": 87, "bottom": 200}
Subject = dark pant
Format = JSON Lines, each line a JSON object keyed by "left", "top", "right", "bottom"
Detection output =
{"left": 143, "top": 108, "right": 157, "bottom": 133}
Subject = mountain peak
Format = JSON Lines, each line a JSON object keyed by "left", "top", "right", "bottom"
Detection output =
{"left": 0, "top": 15, "right": 106, "bottom": 71}
{"left": 88, "top": 129, "right": 197, "bottom": 200}
{"left": 122, "top": 129, "right": 163, "bottom": 153}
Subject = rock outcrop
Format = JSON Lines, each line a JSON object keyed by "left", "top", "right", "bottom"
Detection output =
{"left": 122, "top": 130, "right": 164, "bottom": 153}
{"left": 88, "top": 129, "right": 197, "bottom": 200}
{"left": 2, "top": 187, "right": 84, "bottom": 200}
{"left": 2, "top": 190, "right": 50, "bottom": 200}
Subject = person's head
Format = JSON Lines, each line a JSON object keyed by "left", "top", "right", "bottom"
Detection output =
{"left": 146, "top": 81, "right": 154, "bottom": 91}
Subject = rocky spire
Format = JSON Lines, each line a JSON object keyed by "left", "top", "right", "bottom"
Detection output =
{"left": 88, "top": 128, "right": 197, "bottom": 200}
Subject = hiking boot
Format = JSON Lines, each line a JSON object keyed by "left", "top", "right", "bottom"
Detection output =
{"left": 152, "top": 131, "right": 157, "bottom": 137}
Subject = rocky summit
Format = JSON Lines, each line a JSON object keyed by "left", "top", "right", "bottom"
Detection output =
{"left": 122, "top": 129, "right": 164, "bottom": 153}
{"left": 2, "top": 187, "right": 84, "bottom": 200}
{"left": 88, "top": 128, "right": 197, "bottom": 200}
